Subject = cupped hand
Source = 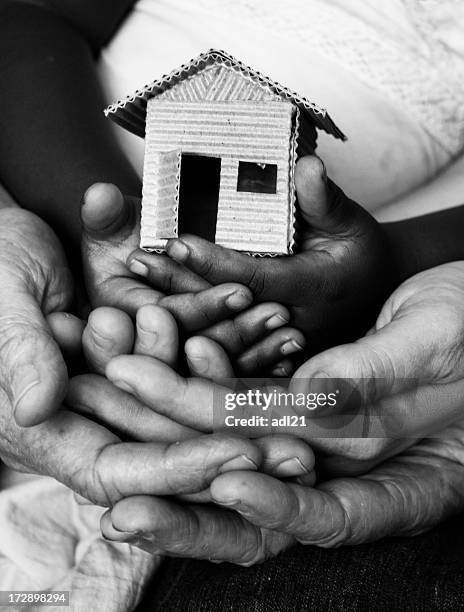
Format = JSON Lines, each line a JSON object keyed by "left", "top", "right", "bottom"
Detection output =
{"left": 98, "top": 262, "right": 464, "bottom": 561}
{"left": 0, "top": 207, "right": 73, "bottom": 426}
{"left": 67, "top": 304, "right": 316, "bottom": 486}
{"left": 106, "top": 262, "right": 464, "bottom": 476}
{"left": 101, "top": 420, "right": 464, "bottom": 563}
{"left": 81, "top": 183, "right": 305, "bottom": 374}
{"left": 288, "top": 261, "right": 464, "bottom": 475}
{"left": 1, "top": 298, "right": 266, "bottom": 506}
{"left": 129, "top": 155, "right": 393, "bottom": 351}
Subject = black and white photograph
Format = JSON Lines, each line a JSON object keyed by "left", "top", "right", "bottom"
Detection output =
{"left": 0, "top": 1, "right": 464, "bottom": 610}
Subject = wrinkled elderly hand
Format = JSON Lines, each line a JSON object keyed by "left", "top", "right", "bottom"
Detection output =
{"left": 0, "top": 220, "right": 262, "bottom": 506}
{"left": 100, "top": 422, "right": 464, "bottom": 563}
{"left": 0, "top": 206, "right": 73, "bottom": 426}
{"left": 99, "top": 262, "right": 464, "bottom": 561}
{"left": 1, "top": 309, "right": 263, "bottom": 507}
{"left": 81, "top": 183, "right": 305, "bottom": 374}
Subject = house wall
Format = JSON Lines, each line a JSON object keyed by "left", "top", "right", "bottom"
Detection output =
{"left": 142, "top": 97, "right": 295, "bottom": 254}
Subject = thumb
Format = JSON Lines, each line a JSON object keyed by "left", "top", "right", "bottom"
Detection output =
{"left": 81, "top": 183, "right": 137, "bottom": 241}
{"left": 0, "top": 288, "right": 68, "bottom": 427}
{"left": 291, "top": 316, "right": 432, "bottom": 408}
{"left": 295, "top": 155, "right": 364, "bottom": 235}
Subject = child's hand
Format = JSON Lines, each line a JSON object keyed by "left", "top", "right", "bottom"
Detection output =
{"left": 130, "top": 156, "right": 393, "bottom": 351}
{"left": 0, "top": 208, "right": 73, "bottom": 427}
{"left": 81, "top": 183, "right": 305, "bottom": 374}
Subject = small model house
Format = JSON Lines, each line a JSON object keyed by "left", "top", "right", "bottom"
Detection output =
{"left": 105, "top": 50, "right": 345, "bottom": 255}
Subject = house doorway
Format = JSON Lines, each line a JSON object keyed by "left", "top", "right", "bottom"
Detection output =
{"left": 178, "top": 154, "right": 221, "bottom": 242}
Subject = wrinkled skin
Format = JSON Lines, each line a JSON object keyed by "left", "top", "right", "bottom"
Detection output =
{"left": 90, "top": 263, "right": 464, "bottom": 563}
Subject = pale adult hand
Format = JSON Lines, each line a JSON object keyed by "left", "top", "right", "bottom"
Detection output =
{"left": 1, "top": 301, "right": 261, "bottom": 506}
{"left": 101, "top": 421, "right": 464, "bottom": 563}
{"left": 100, "top": 262, "right": 464, "bottom": 560}
{"left": 0, "top": 207, "right": 73, "bottom": 426}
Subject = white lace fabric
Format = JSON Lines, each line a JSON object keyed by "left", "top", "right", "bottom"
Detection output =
{"left": 184, "top": 0, "right": 464, "bottom": 157}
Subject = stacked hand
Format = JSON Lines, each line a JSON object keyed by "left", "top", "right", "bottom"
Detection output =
{"left": 0, "top": 205, "right": 307, "bottom": 506}
{"left": 75, "top": 263, "right": 464, "bottom": 563}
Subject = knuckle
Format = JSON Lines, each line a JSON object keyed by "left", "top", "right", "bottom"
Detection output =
{"left": 246, "top": 264, "right": 266, "bottom": 297}
{"left": 87, "top": 443, "right": 124, "bottom": 506}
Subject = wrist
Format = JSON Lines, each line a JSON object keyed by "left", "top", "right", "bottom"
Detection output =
{"left": 382, "top": 220, "right": 422, "bottom": 287}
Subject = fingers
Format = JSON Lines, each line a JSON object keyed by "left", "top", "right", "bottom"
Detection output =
{"left": 127, "top": 249, "right": 210, "bottom": 293}
{"left": 201, "top": 302, "right": 290, "bottom": 355}
{"left": 47, "top": 312, "right": 85, "bottom": 357}
{"left": 185, "top": 336, "right": 234, "bottom": 380}
{"left": 235, "top": 327, "right": 306, "bottom": 375}
{"left": 82, "top": 307, "right": 134, "bottom": 375}
{"left": 67, "top": 374, "right": 196, "bottom": 443}
{"left": 158, "top": 283, "right": 253, "bottom": 332}
{"left": 0, "top": 291, "right": 68, "bottom": 427}
{"left": 106, "top": 355, "right": 218, "bottom": 430}
{"left": 134, "top": 305, "right": 178, "bottom": 367}
{"left": 101, "top": 496, "right": 288, "bottom": 565}
{"left": 165, "top": 234, "right": 292, "bottom": 301}
{"left": 91, "top": 433, "right": 261, "bottom": 502}
{"left": 271, "top": 359, "right": 295, "bottom": 377}
{"left": 253, "top": 435, "right": 315, "bottom": 482}
{"left": 210, "top": 471, "right": 348, "bottom": 546}
{"left": 89, "top": 276, "right": 165, "bottom": 318}
{"left": 6, "top": 406, "right": 261, "bottom": 507}
{"left": 210, "top": 436, "right": 464, "bottom": 546}
{"left": 290, "top": 316, "right": 437, "bottom": 408}
{"left": 295, "top": 155, "right": 365, "bottom": 235}
{"left": 81, "top": 183, "right": 166, "bottom": 315}
{"left": 81, "top": 183, "right": 134, "bottom": 241}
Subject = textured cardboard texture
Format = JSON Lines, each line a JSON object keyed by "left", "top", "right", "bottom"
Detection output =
{"left": 104, "top": 49, "right": 345, "bottom": 141}
{"left": 142, "top": 99, "right": 294, "bottom": 254}
{"left": 106, "top": 49, "right": 344, "bottom": 255}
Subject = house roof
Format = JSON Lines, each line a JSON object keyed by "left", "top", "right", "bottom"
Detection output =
{"left": 104, "top": 49, "right": 346, "bottom": 141}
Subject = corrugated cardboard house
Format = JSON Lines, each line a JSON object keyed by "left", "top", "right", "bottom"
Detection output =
{"left": 105, "top": 49, "right": 345, "bottom": 255}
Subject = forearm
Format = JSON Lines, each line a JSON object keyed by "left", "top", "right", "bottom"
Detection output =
{"left": 384, "top": 204, "right": 464, "bottom": 285}
{"left": 0, "top": 2, "right": 140, "bottom": 264}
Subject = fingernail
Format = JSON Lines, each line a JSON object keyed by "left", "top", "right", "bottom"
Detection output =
{"left": 281, "top": 339, "right": 305, "bottom": 355}
{"left": 129, "top": 260, "right": 149, "bottom": 278}
{"left": 275, "top": 457, "right": 310, "bottom": 477}
{"left": 168, "top": 239, "right": 189, "bottom": 263}
{"left": 186, "top": 353, "right": 209, "bottom": 375}
{"left": 13, "top": 373, "right": 40, "bottom": 418}
{"left": 225, "top": 290, "right": 252, "bottom": 310}
{"left": 112, "top": 379, "right": 135, "bottom": 394}
{"left": 271, "top": 365, "right": 290, "bottom": 377}
{"left": 214, "top": 499, "right": 241, "bottom": 507}
{"left": 265, "top": 313, "right": 289, "bottom": 330}
{"left": 112, "top": 524, "right": 140, "bottom": 536}
{"left": 219, "top": 454, "right": 258, "bottom": 474}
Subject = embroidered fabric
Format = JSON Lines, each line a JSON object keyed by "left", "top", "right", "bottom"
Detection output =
{"left": 186, "top": 0, "right": 464, "bottom": 156}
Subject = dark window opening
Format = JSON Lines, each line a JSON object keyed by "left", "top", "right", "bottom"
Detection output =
{"left": 178, "top": 154, "right": 221, "bottom": 242}
{"left": 237, "top": 161, "right": 277, "bottom": 194}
